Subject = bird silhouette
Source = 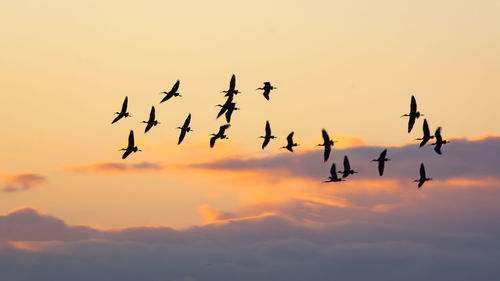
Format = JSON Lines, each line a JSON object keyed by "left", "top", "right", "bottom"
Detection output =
{"left": 281, "top": 132, "right": 298, "bottom": 152}
{"left": 338, "top": 155, "right": 358, "bottom": 178}
{"left": 112, "top": 96, "right": 131, "bottom": 124}
{"left": 141, "top": 106, "right": 159, "bottom": 133}
{"left": 324, "top": 162, "right": 343, "bottom": 183}
{"left": 120, "top": 130, "right": 141, "bottom": 159}
{"left": 414, "top": 163, "right": 432, "bottom": 188}
{"left": 176, "top": 113, "right": 192, "bottom": 145}
{"left": 431, "top": 127, "right": 449, "bottom": 155}
{"left": 225, "top": 102, "right": 240, "bottom": 123}
{"left": 401, "top": 95, "right": 423, "bottom": 133}
{"left": 221, "top": 74, "right": 240, "bottom": 97}
{"left": 257, "top": 82, "right": 276, "bottom": 100}
{"left": 415, "top": 119, "right": 434, "bottom": 147}
{"left": 317, "top": 129, "right": 336, "bottom": 162}
{"left": 259, "top": 121, "right": 276, "bottom": 149}
{"left": 216, "top": 95, "right": 233, "bottom": 119}
{"left": 160, "top": 80, "right": 181, "bottom": 103}
{"left": 210, "top": 124, "right": 230, "bottom": 148}
{"left": 371, "top": 149, "right": 390, "bottom": 176}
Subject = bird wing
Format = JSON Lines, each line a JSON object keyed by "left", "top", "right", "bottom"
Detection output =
{"left": 330, "top": 163, "right": 338, "bottom": 179}
{"left": 265, "top": 121, "right": 271, "bottom": 136}
{"left": 380, "top": 149, "right": 387, "bottom": 160}
{"left": 210, "top": 136, "right": 217, "bottom": 148}
{"left": 178, "top": 129, "right": 186, "bottom": 145}
{"left": 229, "top": 74, "right": 235, "bottom": 91}
{"left": 112, "top": 114, "right": 122, "bottom": 124}
{"left": 219, "top": 124, "right": 230, "bottom": 135}
{"left": 149, "top": 106, "right": 155, "bottom": 121}
{"left": 287, "top": 132, "right": 294, "bottom": 144}
{"left": 183, "top": 114, "right": 191, "bottom": 128}
{"left": 128, "top": 130, "right": 135, "bottom": 148}
{"left": 423, "top": 119, "right": 430, "bottom": 137}
{"left": 171, "top": 80, "right": 180, "bottom": 93}
{"left": 324, "top": 144, "right": 331, "bottom": 162}
{"left": 410, "top": 95, "right": 417, "bottom": 114}
{"left": 121, "top": 96, "right": 128, "bottom": 113}
{"left": 321, "top": 129, "right": 330, "bottom": 144}
{"left": 419, "top": 163, "right": 426, "bottom": 179}
{"left": 225, "top": 107, "right": 233, "bottom": 123}
{"left": 434, "top": 143, "right": 442, "bottom": 155}
{"left": 408, "top": 115, "right": 416, "bottom": 133}
{"left": 144, "top": 122, "right": 153, "bottom": 133}
{"left": 160, "top": 94, "right": 171, "bottom": 103}
{"left": 263, "top": 91, "right": 270, "bottom": 100}
{"left": 378, "top": 161, "right": 384, "bottom": 176}
{"left": 262, "top": 137, "right": 270, "bottom": 149}
{"left": 122, "top": 149, "right": 132, "bottom": 159}
{"left": 343, "top": 156, "right": 351, "bottom": 172}
{"left": 434, "top": 127, "right": 442, "bottom": 143}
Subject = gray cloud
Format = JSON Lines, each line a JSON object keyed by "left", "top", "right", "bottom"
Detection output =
{"left": 66, "top": 161, "right": 164, "bottom": 174}
{"left": 2, "top": 173, "right": 47, "bottom": 193}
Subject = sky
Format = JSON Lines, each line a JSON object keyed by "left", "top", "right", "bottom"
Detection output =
{"left": 0, "top": 0, "right": 499, "bottom": 280}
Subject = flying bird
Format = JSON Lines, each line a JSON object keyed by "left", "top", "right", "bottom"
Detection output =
{"left": 210, "top": 124, "right": 230, "bottom": 148}
{"left": 216, "top": 95, "right": 233, "bottom": 119}
{"left": 401, "top": 95, "right": 423, "bottom": 133}
{"left": 431, "top": 127, "right": 449, "bottom": 155}
{"left": 324, "top": 162, "right": 343, "bottom": 183}
{"left": 281, "top": 132, "right": 298, "bottom": 152}
{"left": 176, "top": 113, "right": 192, "bottom": 145}
{"left": 317, "top": 129, "right": 336, "bottom": 162}
{"left": 120, "top": 130, "right": 141, "bottom": 159}
{"left": 257, "top": 82, "right": 276, "bottom": 100}
{"left": 225, "top": 102, "right": 240, "bottom": 123}
{"left": 415, "top": 119, "right": 434, "bottom": 147}
{"left": 259, "top": 121, "right": 276, "bottom": 149}
{"left": 414, "top": 163, "right": 432, "bottom": 188}
{"left": 160, "top": 80, "right": 181, "bottom": 103}
{"left": 339, "top": 155, "right": 358, "bottom": 178}
{"left": 112, "top": 96, "right": 131, "bottom": 124}
{"left": 221, "top": 74, "right": 240, "bottom": 97}
{"left": 141, "top": 106, "right": 159, "bottom": 133}
{"left": 371, "top": 149, "right": 390, "bottom": 176}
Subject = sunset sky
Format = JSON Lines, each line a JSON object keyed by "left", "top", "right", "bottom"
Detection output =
{"left": 1, "top": 0, "right": 499, "bottom": 280}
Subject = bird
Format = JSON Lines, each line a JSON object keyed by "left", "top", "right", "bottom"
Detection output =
{"left": 371, "top": 149, "right": 390, "bottom": 176}
{"left": 415, "top": 119, "right": 434, "bottom": 147}
{"left": 257, "top": 82, "right": 276, "bottom": 100}
{"left": 281, "top": 132, "right": 298, "bottom": 152}
{"left": 112, "top": 96, "right": 131, "bottom": 124}
{"left": 160, "top": 80, "right": 181, "bottom": 103}
{"left": 431, "top": 127, "right": 449, "bottom": 155}
{"left": 210, "top": 124, "right": 230, "bottom": 148}
{"left": 120, "top": 130, "right": 141, "bottom": 159}
{"left": 324, "top": 162, "right": 343, "bottom": 183}
{"left": 141, "top": 106, "right": 159, "bottom": 133}
{"left": 221, "top": 74, "right": 240, "bottom": 97}
{"left": 414, "top": 163, "right": 432, "bottom": 188}
{"left": 317, "top": 129, "right": 336, "bottom": 162}
{"left": 176, "top": 113, "right": 192, "bottom": 145}
{"left": 401, "top": 95, "right": 423, "bottom": 133}
{"left": 259, "top": 121, "right": 276, "bottom": 149}
{"left": 339, "top": 155, "right": 358, "bottom": 178}
{"left": 216, "top": 95, "right": 233, "bottom": 119}
{"left": 225, "top": 102, "right": 240, "bottom": 123}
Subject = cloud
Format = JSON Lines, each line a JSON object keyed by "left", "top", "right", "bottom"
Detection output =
{"left": 64, "top": 161, "right": 164, "bottom": 174}
{"left": 188, "top": 136, "right": 500, "bottom": 182}
{"left": 2, "top": 173, "right": 46, "bottom": 193}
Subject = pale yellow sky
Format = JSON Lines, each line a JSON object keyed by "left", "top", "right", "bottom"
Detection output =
{"left": 0, "top": 0, "right": 499, "bottom": 228}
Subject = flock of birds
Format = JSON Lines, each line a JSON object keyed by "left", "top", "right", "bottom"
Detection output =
{"left": 111, "top": 75, "right": 448, "bottom": 188}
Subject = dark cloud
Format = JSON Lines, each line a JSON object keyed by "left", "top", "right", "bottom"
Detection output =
{"left": 2, "top": 173, "right": 46, "bottom": 193}
{"left": 190, "top": 136, "right": 500, "bottom": 181}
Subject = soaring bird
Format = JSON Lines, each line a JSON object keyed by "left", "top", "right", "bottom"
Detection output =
{"left": 414, "top": 163, "right": 432, "bottom": 188}
{"left": 221, "top": 74, "right": 240, "bottom": 97}
{"left": 339, "top": 155, "right": 358, "bottom": 178}
{"left": 431, "top": 127, "right": 449, "bottom": 155}
{"left": 317, "top": 129, "right": 336, "bottom": 162}
{"left": 176, "top": 113, "right": 192, "bottom": 145}
{"left": 216, "top": 95, "right": 233, "bottom": 119}
{"left": 225, "top": 102, "right": 240, "bottom": 123}
{"left": 324, "top": 162, "right": 343, "bottom": 183}
{"left": 112, "top": 96, "right": 131, "bottom": 124}
{"left": 281, "top": 132, "right": 298, "bottom": 152}
{"left": 160, "top": 80, "right": 181, "bottom": 103}
{"left": 415, "top": 119, "right": 434, "bottom": 147}
{"left": 210, "top": 124, "right": 230, "bottom": 148}
{"left": 120, "top": 130, "right": 141, "bottom": 159}
{"left": 371, "top": 149, "right": 390, "bottom": 176}
{"left": 401, "top": 95, "right": 423, "bottom": 133}
{"left": 257, "top": 82, "right": 276, "bottom": 100}
{"left": 259, "top": 121, "right": 276, "bottom": 149}
{"left": 141, "top": 106, "right": 159, "bottom": 133}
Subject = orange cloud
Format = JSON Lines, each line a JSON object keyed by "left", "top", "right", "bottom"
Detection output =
{"left": 1, "top": 172, "right": 46, "bottom": 192}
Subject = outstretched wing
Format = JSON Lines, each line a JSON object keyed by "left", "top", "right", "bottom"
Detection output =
{"left": 321, "top": 129, "right": 330, "bottom": 144}
{"left": 378, "top": 161, "right": 385, "bottom": 176}
{"left": 410, "top": 95, "right": 417, "bottom": 114}
{"left": 262, "top": 137, "right": 270, "bottom": 149}
{"left": 263, "top": 90, "right": 270, "bottom": 100}
{"left": 434, "top": 127, "right": 442, "bottom": 143}
{"left": 121, "top": 96, "right": 128, "bottom": 113}
{"left": 423, "top": 119, "right": 430, "bottom": 137}
{"left": 408, "top": 115, "right": 416, "bottom": 133}
{"left": 149, "top": 106, "right": 155, "bottom": 121}
{"left": 183, "top": 113, "right": 191, "bottom": 128}
{"left": 265, "top": 121, "right": 271, "bottom": 136}
{"left": 178, "top": 129, "right": 186, "bottom": 145}
{"left": 343, "top": 156, "right": 351, "bottom": 172}
{"left": 379, "top": 149, "right": 387, "bottom": 160}
{"left": 210, "top": 136, "right": 217, "bottom": 148}
{"left": 323, "top": 144, "right": 331, "bottom": 162}
{"left": 330, "top": 163, "right": 338, "bottom": 179}
{"left": 128, "top": 130, "right": 135, "bottom": 148}
{"left": 287, "top": 132, "right": 294, "bottom": 144}
{"left": 144, "top": 123, "right": 153, "bottom": 133}
{"left": 219, "top": 124, "right": 230, "bottom": 135}
{"left": 229, "top": 74, "right": 236, "bottom": 91}
{"left": 171, "top": 80, "right": 180, "bottom": 93}
{"left": 122, "top": 149, "right": 132, "bottom": 159}
{"left": 112, "top": 114, "right": 122, "bottom": 124}
{"left": 419, "top": 163, "right": 426, "bottom": 179}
